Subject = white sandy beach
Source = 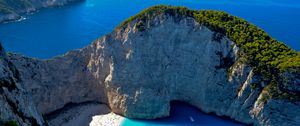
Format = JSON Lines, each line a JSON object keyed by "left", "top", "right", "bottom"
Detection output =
{"left": 90, "top": 112, "right": 124, "bottom": 126}
{"left": 47, "top": 103, "right": 125, "bottom": 126}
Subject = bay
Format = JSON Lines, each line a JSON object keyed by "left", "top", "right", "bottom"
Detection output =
{"left": 0, "top": 0, "right": 299, "bottom": 125}
{"left": 0, "top": 0, "right": 299, "bottom": 59}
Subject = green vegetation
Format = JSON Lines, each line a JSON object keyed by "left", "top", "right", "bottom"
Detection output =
{"left": 117, "top": 5, "right": 300, "bottom": 102}
{"left": 259, "top": 83, "right": 300, "bottom": 104}
{"left": 0, "top": 4, "right": 13, "bottom": 14}
{"left": 116, "top": 6, "right": 193, "bottom": 29}
{"left": 3, "top": 121, "right": 18, "bottom": 126}
{"left": 193, "top": 11, "right": 299, "bottom": 71}
{"left": 0, "top": 0, "right": 33, "bottom": 14}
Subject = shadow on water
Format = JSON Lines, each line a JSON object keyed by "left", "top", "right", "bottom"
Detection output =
{"left": 122, "top": 101, "right": 246, "bottom": 126}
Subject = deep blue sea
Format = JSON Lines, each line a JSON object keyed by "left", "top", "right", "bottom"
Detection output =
{"left": 0, "top": 0, "right": 299, "bottom": 125}
{"left": 0, "top": 0, "right": 299, "bottom": 59}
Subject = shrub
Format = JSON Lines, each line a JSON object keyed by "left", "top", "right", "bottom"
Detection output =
{"left": 4, "top": 121, "right": 19, "bottom": 126}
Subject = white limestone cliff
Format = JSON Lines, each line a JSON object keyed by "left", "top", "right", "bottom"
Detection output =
{"left": 0, "top": 44, "right": 45, "bottom": 126}
{"left": 1, "top": 9, "right": 299, "bottom": 126}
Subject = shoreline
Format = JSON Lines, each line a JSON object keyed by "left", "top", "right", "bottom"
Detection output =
{"left": 46, "top": 102, "right": 124, "bottom": 126}
{"left": 46, "top": 101, "right": 246, "bottom": 126}
{"left": 0, "top": 0, "right": 85, "bottom": 24}
{"left": 0, "top": 13, "right": 22, "bottom": 24}
{"left": 121, "top": 101, "right": 246, "bottom": 126}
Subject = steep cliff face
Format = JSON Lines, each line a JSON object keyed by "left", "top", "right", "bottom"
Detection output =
{"left": 2, "top": 6, "right": 300, "bottom": 126}
{"left": 0, "top": 0, "right": 84, "bottom": 23}
{"left": 0, "top": 44, "right": 45, "bottom": 126}
{"left": 8, "top": 49, "right": 108, "bottom": 114}
{"left": 103, "top": 15, "right": 242, "bottom": 119}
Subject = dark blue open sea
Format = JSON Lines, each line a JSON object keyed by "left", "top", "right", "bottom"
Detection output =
{"left": 0, "top": 0, "right": 299, "bottom": 59}
{"left": 0, "top": 0, "right": 299, "bottom": 125}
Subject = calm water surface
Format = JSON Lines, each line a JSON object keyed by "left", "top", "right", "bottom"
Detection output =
{"left": 0, "top": 0, "right": 299, "bottom": 125}
{"left": 122, "top": 102, "right": 244, "bottom": 126}
{"left": 0, "top": 0, "right": 299, "bottom": 59}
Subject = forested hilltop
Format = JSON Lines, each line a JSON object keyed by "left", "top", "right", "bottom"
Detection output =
{"left": 117, "top": 5, "right": 300, "bottom": 102}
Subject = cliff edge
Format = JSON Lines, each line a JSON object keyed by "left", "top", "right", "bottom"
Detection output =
{"left": 0, "top": 44, "right": 45, "bottom": 126}
{"left": 1, "top": 5, "right": 300, "bottom": 126}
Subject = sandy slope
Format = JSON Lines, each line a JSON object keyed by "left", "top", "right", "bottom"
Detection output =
{"left": 47, "top": 103, "right": 124, "bottom": 126}
{"left": 90, "top": 112, "right": 124, "bottom": 126}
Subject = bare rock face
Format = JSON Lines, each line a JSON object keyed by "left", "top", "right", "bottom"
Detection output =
{"left": 2, "top": 10, "right": 300, "bottom": 126}
{"left": 104, "top": 15, "right": 241, "bottom": 119}
{"left": 8, "top": 49, "right": 108, "bottom": 114}
{"left": 252, "top": 99, "right": 300, "bottom": 126}
{"left": 279, "top": 71, "right": 300, "bottom": 94}
{"left": 0, "top": 44, "right": 45, "bottom": 126}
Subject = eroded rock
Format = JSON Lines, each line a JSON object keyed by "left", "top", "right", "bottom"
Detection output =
{"left": 1, "top": 7, "right": 299, "bottom": 126}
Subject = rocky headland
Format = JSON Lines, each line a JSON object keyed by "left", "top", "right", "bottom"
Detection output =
{"left": 0, "top": 0, "right": 84, "bottom": 23}
{"left": 0, "top": 5, "right": 299, "bottom": 126}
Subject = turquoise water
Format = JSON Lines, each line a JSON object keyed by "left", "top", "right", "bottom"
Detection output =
{"left": 0, "top": 0, "right": 299, "bottom": 59}
{"left": 122, "top": 102, "right": 244, "bottom": 126}
{"left": 0, "top": 0, "right": 299, "bottom": 125}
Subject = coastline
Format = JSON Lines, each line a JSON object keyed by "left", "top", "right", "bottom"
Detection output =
{"left": 121, "top": 101, "right": 245, "bottom": 126}
{"left": 46, "top": 102, "right": 124, "bottom": 126}
{"left": 45, "top": 101, "right": 245, "bottom": 126}
{"left": 90, "top": 112, "right": 124, "bottom": 126}
{"left": 0, "top": 15, "right": 29, "bottom": 24}
{"left": 0, "top": 13, "right": 22, "bottom": 24}
{"left": 0, "top": 0, "right": 85, "bottom": 24}
{"left": 0, "top": 3, "right": 298, "bottom": 126}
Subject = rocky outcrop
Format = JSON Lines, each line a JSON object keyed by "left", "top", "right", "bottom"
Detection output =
{"left": 279, "top": 71, "right": 300, "bottom": 94}
{"left": 0, "top": 13, "right": 21, "bottom": 23}
{"left": 0, "top": 0, "right": 84, "bottom": 23}
{"left": 1, "top": 6, "right": 299, "bottom": 126}
{"left": 8, "top": 49, "right": 108, "bottom": 114}
{"left": 0, "top": 44, "right": 45, "bottom": 126}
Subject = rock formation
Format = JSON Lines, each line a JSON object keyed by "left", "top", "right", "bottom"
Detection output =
{"left": 0, "top": 0, "right": 84, "bottom": 23}
{"left": 0, "top": 44, "right": 45, "bottom": 126}
{"left": 1, "top": 5, "right": 299, "bottom": 126}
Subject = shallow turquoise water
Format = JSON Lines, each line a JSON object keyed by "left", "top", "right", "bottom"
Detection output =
{"left": 0, "top": 0, "right": 299, "bottom": 59}
{"left": 121, "top": 102, "right": 244, "bottom": 126}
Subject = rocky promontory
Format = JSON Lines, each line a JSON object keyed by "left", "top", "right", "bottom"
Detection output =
{"left": 0, "top": 44, "right": 45, "bottom": 126}
{"left": 1, "top": 5, "right": 300, "bottom": 126}
{"left": 0, "top": 0, "right": 84, "bottom": 23}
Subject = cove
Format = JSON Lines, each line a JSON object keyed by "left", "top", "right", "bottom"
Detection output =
{"left": 0, "top": 0, "right": 299, "bottom": 126}
{"left": 0, "top": 0, "right": 299, "bottom": 59}
{"left": 121, "top": 101, "right": 244, "bottom": 126}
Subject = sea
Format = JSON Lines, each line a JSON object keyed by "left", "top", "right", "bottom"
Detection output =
{"left": 0, "top": 0, "right": 299, "bottom": 125}
{"left": 0, "top": 0, "right": 299, "bottom": 59}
